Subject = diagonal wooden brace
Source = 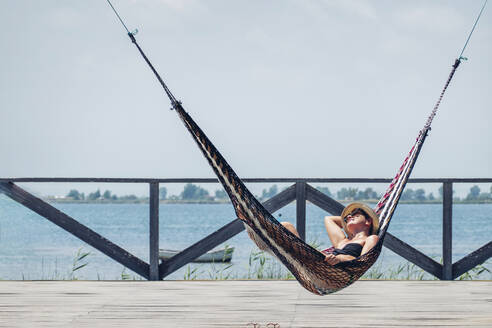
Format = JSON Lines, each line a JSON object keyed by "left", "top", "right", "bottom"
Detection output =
{"left": 0, "top": 182, "right": 150, "bottom": 279}
{"left": 452, "top": 241, "right": 492, "bottom": 279}
{"left": 383, "top": 233, "right": 443, "bottom": 279}
{"left": 305, "top": 184, "right": 345, "bottom": 214}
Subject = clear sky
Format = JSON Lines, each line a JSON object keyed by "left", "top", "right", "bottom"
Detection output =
{"left": 1, "top": 0, "right": 490, "bottom": 197}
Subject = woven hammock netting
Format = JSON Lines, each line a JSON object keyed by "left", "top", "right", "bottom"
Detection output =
{"left": 171, "top": 59, "right": 461, "bottom": 295}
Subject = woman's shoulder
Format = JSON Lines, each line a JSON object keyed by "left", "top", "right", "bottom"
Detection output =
{"left": 364, "top": 234, "right": 379, "bottom": 246}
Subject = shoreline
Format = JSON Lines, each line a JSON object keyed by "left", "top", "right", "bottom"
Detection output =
{"left": 42, "top": 198, "right": 492, "bottom": 205}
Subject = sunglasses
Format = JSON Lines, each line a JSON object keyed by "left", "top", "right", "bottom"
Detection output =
{"left": 343, "top": 209, "right": 367, "bottom": 223}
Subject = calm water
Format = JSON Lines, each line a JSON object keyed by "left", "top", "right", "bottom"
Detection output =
{"left": 0, "top": 195, "right": 490, "bottom": 280}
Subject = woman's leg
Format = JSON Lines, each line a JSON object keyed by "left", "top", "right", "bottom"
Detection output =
{"left": 280, "top": 221, "right": 300, "bottom": 238}
{"left": 245, "top": 221, "right": 300, "bottom": 253}
{"left": 245, "top": 225, "right": 271, "bottom": 253}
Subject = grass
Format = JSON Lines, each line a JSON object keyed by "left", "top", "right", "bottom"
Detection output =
{"left": 456, "top": 263, "right": 491, "bottom": 280}
{"left": 19, "top": 247, "right": 92, "bottom": 280}
{"left": 120, "top": 268, "right": 144, "bottom": 280}
{"left": 7, "top": 246, "right": 490, "bottom": 281}
{"left": 362, "top": 258, "right": 491, "bottom": 281}
{"left": 363, "top": 262, "right": 429, "bottom": 280}
{"left": 69, "top": 248, "right": 91, "bottom": 280}
{"left": 182, "top": 248, "right": 491, "bottom": 281}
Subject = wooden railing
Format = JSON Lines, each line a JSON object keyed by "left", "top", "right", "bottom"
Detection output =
{"left": 0, "top": 178, "right": 491, "bottom": 281}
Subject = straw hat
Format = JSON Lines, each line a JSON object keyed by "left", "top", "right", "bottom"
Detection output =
{"left": 341, "top": 202, "right": 380, "bottom": 235}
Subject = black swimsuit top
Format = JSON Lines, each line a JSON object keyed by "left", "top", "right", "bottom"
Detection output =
{"left": 332, "top": 243, "right": 363, "bottom": 257}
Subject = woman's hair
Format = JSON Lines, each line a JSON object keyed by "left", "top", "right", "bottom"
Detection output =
{"left": 362, "top": 210, "right": 376, "bottom": 233}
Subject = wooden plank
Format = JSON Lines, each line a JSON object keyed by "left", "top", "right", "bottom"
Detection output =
{"left": 159, "top": 185, "right": 297, "bottom": 279}
{"left": 452, "top": 241, "right": 492, "bottom": 279}
{"left": 384, "top": 233, "right": 443, "bottom": 279}
{"left": 149, "top": 182, "right": 160, "bottom": 281}
{"left": 305, "top": 183, "right": 345, "bottom": 215}
{"left": 443, "top": 182, "right": 453, "bottom": 280}
{"left": 296, "top": 182, "right": 307, "bottom": 240}
{"left": 1, "top": 281, "right": 491, "bottom": 327}
{"left": 0, "top": 182, "right": 150, "bottom": 279}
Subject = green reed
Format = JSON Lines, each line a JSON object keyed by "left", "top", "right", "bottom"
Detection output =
{"left": 19, "top": 247, "right": 92, "bottom": 280}
{"left": 184, "top": 248, "right": 491, "bottom": 281}
{"left": 363, "top": 259, "right": 490, "bottom": 280}
{"left": 69, "top": 248, "right": 91, "bottom": 280}
{"left": 456, "top": 263, "right": 490, "bottom": 280}
{"left": 11, "top": 245, "right": 489, "bottom": 281}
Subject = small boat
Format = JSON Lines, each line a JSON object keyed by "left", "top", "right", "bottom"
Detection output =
{"left": 159, "top": 247, "right": 234, "bottom": 263}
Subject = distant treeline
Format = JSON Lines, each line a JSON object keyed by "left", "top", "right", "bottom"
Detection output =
{"left": 257, "top": 184, "right": 492, "bottom": 202}
{"left": 65, "top": 189, "right": 139, "bottom": 201}
{"left": 62, "top": 184, "right": 492, "bottom": 203}
{"left": 319, "top": 185, "right": 492, "bottom": 202}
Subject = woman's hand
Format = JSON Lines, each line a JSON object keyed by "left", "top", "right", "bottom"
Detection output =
{"left": 324, "top": 253, "right": 355, "bottom": 265}
{"left": 324, "top": 253, "right": 341, "bottom": 265}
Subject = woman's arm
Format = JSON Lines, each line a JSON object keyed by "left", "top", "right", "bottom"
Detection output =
{"left": 324, "top": 216, "right": 346, "bottom": 247}
{"left": 324, "top": 253, "right": 355, "bottom": 265}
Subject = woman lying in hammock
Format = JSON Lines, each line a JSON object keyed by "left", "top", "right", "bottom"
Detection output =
{"left": 279, "top": 202, "right": 379, "bottom": 265}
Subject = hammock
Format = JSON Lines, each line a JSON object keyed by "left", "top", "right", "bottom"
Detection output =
{"left": 171, "top": 59, "right": 460, "bottom": 295}
{"left": 124, "top": 27, "right": 462, "bottom": 294}
{"left": 104, "top": 0, "right": 486, "bottom": 295}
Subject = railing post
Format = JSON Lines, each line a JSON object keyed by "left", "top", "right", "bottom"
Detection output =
{"left": 149, "top": 182, "right": 160, "bottom": 280}
{"left": 296, "top": 182, "right": 306, "bottom": 241}
{"left": 442, "top": 181, "right": 453, "bottom": 280}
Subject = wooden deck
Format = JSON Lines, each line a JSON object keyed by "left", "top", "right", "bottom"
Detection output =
{"left": 1, "top": 280, "right": 491, "bottom": 327}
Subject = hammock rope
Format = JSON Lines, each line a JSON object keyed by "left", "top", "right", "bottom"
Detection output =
{"left": 105, "top": 0, "right": 486, "bottom": 295}
{"left": 376, "top": 57, "right": 461, "bottom": 233}
{"left": 106, "top": 0, "right": 180, "bottom": 108}
{"left": 459, "top": 0, "right": 488, "bottom": 58}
